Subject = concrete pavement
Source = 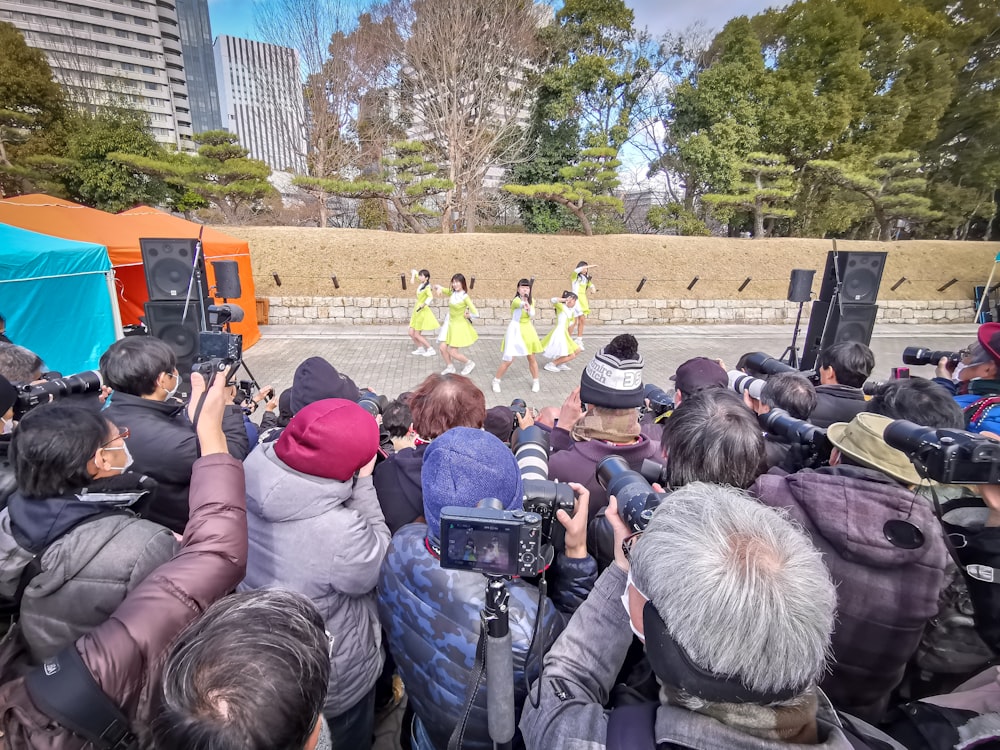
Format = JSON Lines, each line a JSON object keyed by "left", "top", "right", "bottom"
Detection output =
{"left": 239, "top": 322, "right": 978, "bottom": 411}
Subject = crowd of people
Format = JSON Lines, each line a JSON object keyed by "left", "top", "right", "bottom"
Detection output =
{"left": 0, "top": 313, "right": 999, "bottom": 750}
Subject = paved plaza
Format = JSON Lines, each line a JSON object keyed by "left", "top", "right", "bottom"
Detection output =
{"left": 241, "top": 322, "right": 980, "bottom": 411}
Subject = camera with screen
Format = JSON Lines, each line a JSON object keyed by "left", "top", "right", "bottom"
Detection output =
{"left": 13, "top": 370, "right": 104, "bottom": 419}
{"left": 197, "top": 303, "right": 244, "bottom": 369}
{"left": 758, "top": 408, "right": 832, "bottom": 469}
{"left": 512, "top": 425, "right": 574, "bottom": 551}
{"left": 883, "top": 420, "right": 1000, "bottom": 485}
{"left": 596, "top": 455, "right": 669, "bottom": 532}
{"left": 729, "top": 370, "right": 765, "bottom": 400}
{"left": 901, "top": 347, "right": 962, "bottom": 367}
{"left": 439, "top": 502, "right": 543, "bottom": 577}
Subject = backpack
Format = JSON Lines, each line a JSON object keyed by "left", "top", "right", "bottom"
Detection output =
{"left": 605, "top": 701, "right": 904, "bottom": 750}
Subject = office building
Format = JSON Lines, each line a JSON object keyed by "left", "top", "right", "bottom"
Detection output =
{"left": 213, "top": 34, "right": 306, "bottom": 173}
{"left": 175, "top": 0, "right": 222, "bottom": 134}
{"left": 0, "top": 0, "right": 199, "bottom": 151}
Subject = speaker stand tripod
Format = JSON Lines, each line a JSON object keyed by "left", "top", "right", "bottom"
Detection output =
{"left": 780, "top": 300, "right": 808, "bottom": 368}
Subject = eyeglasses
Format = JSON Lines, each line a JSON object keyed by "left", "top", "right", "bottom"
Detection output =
{"left": 102, "top": 427, "right": 130, "bottom": 447}
{"left": 622, "top": 531, "right": 643, "bottom": 564}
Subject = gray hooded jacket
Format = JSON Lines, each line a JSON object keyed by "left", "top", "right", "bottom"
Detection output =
{"left": 239, "top": 442, "right": 390, "bottom": 717}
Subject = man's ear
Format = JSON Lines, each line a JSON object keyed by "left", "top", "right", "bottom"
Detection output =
{"left": 984, "top": 361, "right": 999, "bottom": 380}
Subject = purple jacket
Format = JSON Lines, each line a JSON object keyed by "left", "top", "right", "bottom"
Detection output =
{"left": 548, "top": 430, "right": 660, "bottom": 520}
{"left": 0, "top": 454, "right": 248, "bottom": 747}
{"left": 752, "top": 466, "right": 948, "bottom": 722}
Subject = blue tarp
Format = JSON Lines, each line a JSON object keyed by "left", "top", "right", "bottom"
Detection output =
{"left": 0, "top": 223, "right": 117, "bottom": 375}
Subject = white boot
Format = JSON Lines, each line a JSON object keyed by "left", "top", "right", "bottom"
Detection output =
{"left": 531, "top": 379, "right": 540, "bottom": 393}
{"left": 492, "top": 378, "right": 502, "bottom": 393}
{"left": 461, "top": 361, "right": 476, "bottom": 376}
{"left": 441, "top": 364, "right": 456, "bottom": 375}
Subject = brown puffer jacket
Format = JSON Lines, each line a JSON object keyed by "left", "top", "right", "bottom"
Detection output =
{"left": 0, "top": 453, "right": 248, "bottom": 748}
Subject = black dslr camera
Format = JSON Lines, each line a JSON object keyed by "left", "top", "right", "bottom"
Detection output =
{"left": 884, "top": 420, "right": 1000, "bottom": 485}
{"left": 13, "top": 370, "right": 104, "bottom": 419}
{"left": 641, "top": 383, "right": 673, "bottom": 419}
{"left": 439, "top": 501, "right": 544, "bottom": 577}
{"left": 511, "top": 426, "right": 575, "bottom": 551}
{"left": 758, "top": 408, "right": 832, "bottom": 470}
{"left": 901, "top": 347, "right": 962, "bottom": 367}
{"left": 357, "top": 389, "right": 389, "bottom": 418}
{"left": 596, "top": 455, "right": 669, "bottom": 532}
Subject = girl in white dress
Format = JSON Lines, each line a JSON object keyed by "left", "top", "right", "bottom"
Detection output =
{"left": 540, "top": 292, "right": 581, "bottom": 372}
{"left": 492, "top": 279, "right": 543, "bottom": 394}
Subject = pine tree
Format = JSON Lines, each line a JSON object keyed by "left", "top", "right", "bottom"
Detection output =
{"left": 701, "top": 153, "right": 796, "bottom": 237}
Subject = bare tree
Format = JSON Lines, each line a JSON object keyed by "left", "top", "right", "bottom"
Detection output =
{"left": 392, "top": 0, "right": 542, "bottom": 232}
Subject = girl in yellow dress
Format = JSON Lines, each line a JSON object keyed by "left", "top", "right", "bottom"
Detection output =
{"left": 541, "top": 292, "right": 581, "bottom": 372}
{"left": 434, "top": 274, "right": 479, "bottom": 375}
{"left": 408, "top": 269, "right": 440, "bottom": 357}
{"left": 492, "top": 279, "right": 543, "bottom": 394}
{"left": 570, "top": 261, "right": 597, "bottom": 349}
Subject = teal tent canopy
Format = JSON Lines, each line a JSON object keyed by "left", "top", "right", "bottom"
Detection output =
{"left": 0, "top": 223, "right": 120, "bottom": 375}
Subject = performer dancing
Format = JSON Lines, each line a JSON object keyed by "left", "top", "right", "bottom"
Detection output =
{"left": 492, "top": 279, "right": 543, "bottom": 394}
{"left": 408, "top": 269, "right": 439, "bottom": 357}
{"left": 435, "top": 274, "right": 478, "bottom": 375}
{"left": 541, "top": 292, "right": 581, "bottom": 372}
{"left": 569, "top": 261, "right": 597, "bottom": 349}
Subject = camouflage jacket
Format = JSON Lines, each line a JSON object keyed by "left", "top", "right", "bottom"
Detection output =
{"left": 378, "top": 523, "right": 597, "bottom": 750}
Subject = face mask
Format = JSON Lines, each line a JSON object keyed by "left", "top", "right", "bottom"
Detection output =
{"left": 164, "top": 372, "right": 179, "bottom": 398}
{"left": 952, "top": 362, "right": 968, "bottom": 383}
{"left": 103, "top": 443, "right": 134, "bottom": 473}
{"left": 1, "top": 417, "right": 12, "bottom": 435}
{"left": 620, "top": 571, "right": 646, "bottom": 643}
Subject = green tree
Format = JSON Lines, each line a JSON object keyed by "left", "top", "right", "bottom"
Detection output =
{"left": 111, "top": 131, "right": 274, "bottom": 223}
{"left": 646, "top": 203, "right": 710, "bottom": 236}
{"left": 504, "top": 147, "right": 623, "bottom": 236}
{"left": 294, "top": 141, "right": 453, "bottom": 233}
{"left": 807, "top": 151, "right": 942, "bottom": 240}
{"left": 702, "top": 153, "right": 796, "bottom": 238}
{"left": 0, "top": 21, "right": 66, "bottom": 195}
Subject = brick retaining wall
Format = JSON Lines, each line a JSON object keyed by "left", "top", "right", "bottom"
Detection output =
{"left": 264, "top": 297, "right": 973, "bottom": 326}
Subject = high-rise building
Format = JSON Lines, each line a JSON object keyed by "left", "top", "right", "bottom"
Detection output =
{"left": 213, "top": 35, "right": 306, "bottom": 173}
{"left": 0, "top": 0, "right": 197, "bottom": 151}
{"left": 175, "top": 0, "right": 222, "bottom": 134}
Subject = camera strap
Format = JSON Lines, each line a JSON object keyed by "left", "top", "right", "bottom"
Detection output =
{"left": 927, "top": 485, "right": 1000, "bottom": 583}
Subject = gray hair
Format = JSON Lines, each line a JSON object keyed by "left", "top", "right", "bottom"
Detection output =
{"left": 0, "top": 343, "right": 43, "bottom": 383}
{"left": 630, "top": 483, "right": 835, "bottom": 698}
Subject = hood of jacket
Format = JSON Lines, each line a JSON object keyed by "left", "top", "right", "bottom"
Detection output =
{"left": 290, "top": 357, "right": 360, "bottom": 414}
{"left": 244, "top": 442, "right": 354, "bottom": 523}
{"left": 566, "top": 433, "right": 655, "bottom": 462}
{"left": 757, "top": 465, "right": 941, "bottom": 569}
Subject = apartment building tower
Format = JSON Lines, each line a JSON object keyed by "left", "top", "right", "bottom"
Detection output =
{"left": 175, "top": 0, "right": 222, "bottom": 133}
{"left": 0, "top": 0, "right": 204, "bottom": 151}
{"left": 213, "top": 34, "right": 306, "bottom": 173}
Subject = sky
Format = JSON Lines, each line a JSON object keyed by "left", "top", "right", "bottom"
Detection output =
{"left": 207, "top": 0, "right": 784, "bottom": 44}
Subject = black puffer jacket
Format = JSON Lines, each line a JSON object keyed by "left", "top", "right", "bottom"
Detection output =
{"left": 810, "top": 385, "right": 868, "bottom": 428}
{"left": 373, "top": 443, "right": 428, "bottom": 534}
{"left": 101, "top": 393, "right": 249, "bottom": 532}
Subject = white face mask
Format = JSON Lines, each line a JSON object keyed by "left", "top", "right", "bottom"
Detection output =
{"left": 103, "top": 443, "right": 134, "bottom": 473}
{"left": 952, "top": 362, "right": 968, "bottom": 383}
{"left": 164, "top": 371, "right": 179, "bottom": 398}
{"left": 620, "top": 571, "right": 646, "bottom": 643}
{"left": 1, "top": 417, "right": 12, "bottom": 435}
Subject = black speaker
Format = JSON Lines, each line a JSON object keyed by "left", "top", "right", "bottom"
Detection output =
{"left": 800, "top": 301, "right": 879, "bottom": 370}
{"left": 817, "top": 251, "right": 887, "bottom": 304}
{"left": 140, "top": 238, "right": 209, "bottom": 301}
{"left": 787, "top": 269, "right": 815, "bottom": 303}
{"left": 211, "top": 260, "right": 242, "bottom": 299}
{"left": 142, "top": 301, "right": 201, "bottom": 365}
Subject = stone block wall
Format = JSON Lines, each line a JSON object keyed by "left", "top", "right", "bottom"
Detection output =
{"left": 264, "top": 296, "right": 974, "bottom": 326}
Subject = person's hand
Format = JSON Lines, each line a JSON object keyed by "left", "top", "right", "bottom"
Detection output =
{"left": 252, "top": 385, "right": 274, "bottom": 412}
{"left": 979, "top": 485, "right": 1000, "bottom": 527}
{"left": 357, "top": 453, "right": 378, "bottom": 478}
{"left": 936, "top": 355, "right": 957, "bottom": 380}
{"left": 515, "top": 408, "right": 535, "bottom": 430}
{"left": 606, "top": 495, "right": 631, "bottom": 572}
{"left": 556, "top": 482, "right": 590, "bottom": 558}
{"left": 98, "top": 385, "right": 113, "bottom": 406}
{"left": 716, "top": 358, "right": 727, "bottom": 371}
{"left": 558, "top": 386, "right": 585, "bottom": 431}
{"left": 187, "top": 368, "right": 229, "bottom": 456}
{"left": 264, "top": 388, "right": 279, "bottom": 413}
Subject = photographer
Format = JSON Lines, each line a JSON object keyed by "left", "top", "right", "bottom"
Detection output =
{"left": 378, "top": 427, "right": 596, "bottom": 750}
{"left": 0, "top": 375, "right": 15, "bottom": 508}
{"left": 810, "top": 342, "right": 875, "bottom": 428}
{"left": 932, "top": 322, "right": 1000, "bottom": 434}
{"left": 0, "top": 402, "right": 176, "bottom": 663}
{"left": 755, "top": 372, "right": 818, "bottom": 469}
{"left": 752, "top": 413, "right": 948, "bottom": 722}
{"left": 868, "top": 378, "right": 964, "bottom": 429}
{"left": 0, "top": 343, "right": 43, "bottom": 384}
{"left": 382, "top": 398, "right": 417, "bottom": 454}
{"left": 100, "top": 337, "right": 249, "bottom": 533}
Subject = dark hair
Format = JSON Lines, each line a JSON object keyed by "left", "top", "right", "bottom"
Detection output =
{"left": 818, "top": 342, "right": 874, "bottom": 389}
{"left": 575, "top": 261, "right": 588, "bottom": 274}
{"left": 515, "top": 279, "right": 532, "bottom": 305}
{"left": 450, "top": 273, "right": 468, "bottom": 292}
{"left": 663, "top": 390, "right": 765, "bottom": 489}
{"left": 418, "top": 269, "right": 430, "bottom": 290}
{"left": 409, "top": 374, "right": 485, "bottom": 439}
{"left": 0, "top": 343, "right": 43, "bottom": 383}
{"left": 760, "top": 372, "right": 817, "bottom": 420}
{"left": 154, "top": 590, "right": 330, "bottom": 750}
{"left": 382, "top": 399, "right": 413, "bottom": 439}
{"left": 868, "top": 378, "right": 964, "bottom": 429}
{"left": 562, "top": 290, "right": 577, "bottom": 301}
{"left": 604, "top": 334, "right": 638, "bottom": 360}
{"left": 10, "top": 403, "right": 111, "bottom": 497}
{"left": 100, "top": 337, "right": 176, "bottom": 396}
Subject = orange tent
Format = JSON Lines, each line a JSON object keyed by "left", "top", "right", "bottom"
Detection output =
{"left": 0, "top": 195, "right": 259, "bottom": 347}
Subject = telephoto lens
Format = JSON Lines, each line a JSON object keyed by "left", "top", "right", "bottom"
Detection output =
{"left": 741, "top": 352, "right": 798, "bottom": 377}
{"left": 901, "top": 347, "right": 961, "bottom": 367}
{"left": 511, "top": 425, "right": 550, "bottom": 481}
{"left": 728, "top": 370, "right": 765, "bottom": 400}
{"left": 596, "top": 455, "right": 668, "bottom": 532}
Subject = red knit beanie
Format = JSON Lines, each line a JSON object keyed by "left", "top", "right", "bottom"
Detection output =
{"left": 274, "top": 398, "right": 379, "bottom": 481}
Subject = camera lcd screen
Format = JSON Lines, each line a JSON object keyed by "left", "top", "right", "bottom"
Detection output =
{"left": 442, "top": 522, "right": 517, "bottom": 576}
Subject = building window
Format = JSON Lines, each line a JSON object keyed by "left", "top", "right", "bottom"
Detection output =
{"left": 116, "top": 29, "right": 129, "bottom": 38}
{"left": 136, "top": 33, "right": 151, "bottom": 42}
{"left": 112, "top": 12, "right": 127, "bottom": 21}
{"left": 134, "top": 17, "right": 147, "bottom": 26}
{"left": 121, "top": 62, "right": 135, "bottom": 71}
{"left": 141, "top": 65, "right": 155, "bottom": 75}
{"left": 89, "top": 8, "right": 104, "bottom": 16}
{"left": 145, "top": 82, "right": 159, "bottom": 90}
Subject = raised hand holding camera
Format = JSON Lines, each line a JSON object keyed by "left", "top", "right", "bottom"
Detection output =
{"left": 555, "top": 482, "right": 589, "bottom": 559}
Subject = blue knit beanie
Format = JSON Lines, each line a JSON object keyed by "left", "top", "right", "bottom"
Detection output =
{"left": 422, "top": 427, "right": 523, "bottom": 543}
